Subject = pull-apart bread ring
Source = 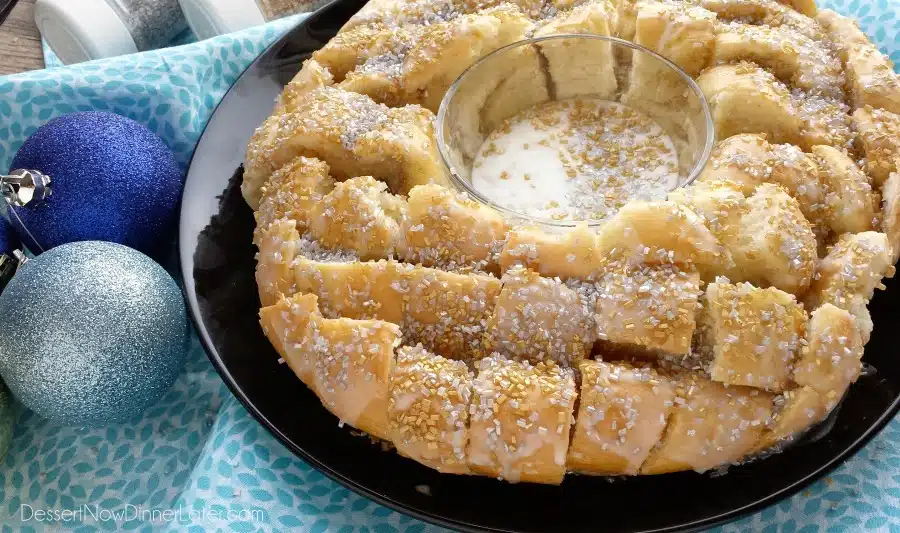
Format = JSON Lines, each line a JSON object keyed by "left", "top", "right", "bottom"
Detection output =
{"left": 244, "top": 0, "right": 900, "bottom": 485}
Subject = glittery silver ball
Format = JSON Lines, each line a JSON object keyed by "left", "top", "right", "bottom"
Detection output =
{"left": 0, "top": 241, "right": 188, "bottom": 426}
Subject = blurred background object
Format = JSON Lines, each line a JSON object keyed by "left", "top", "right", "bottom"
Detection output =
{"left": 34, "top": 0, "right": 188, "bottom": 64}
{"left": 0, "top": 0, "right": 328, "bottom": 73}
{"left": 177, "top": 0, "right": 327, "bottom": 40}
{"left": 0, "top": 0, "right": 44, "bottom": 75}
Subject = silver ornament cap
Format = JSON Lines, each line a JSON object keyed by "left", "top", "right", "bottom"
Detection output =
{"left": 0, "top": 169, "right": 52, "bottom": 207}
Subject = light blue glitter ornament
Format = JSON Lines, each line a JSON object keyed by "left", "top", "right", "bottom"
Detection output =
{"left": 0, "top": 241, "right": 189, "bottom": 426}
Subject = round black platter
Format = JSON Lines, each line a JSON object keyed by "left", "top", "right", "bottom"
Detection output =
{"left": 178, "top": 1, "right": 900, "bottom": 531}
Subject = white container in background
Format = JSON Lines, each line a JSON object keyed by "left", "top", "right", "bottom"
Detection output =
{"left": 34, "top": 0, "right": 189, "bottom": 65}
{"left": 177, "top": 0, "right": 267, "bottom": 41}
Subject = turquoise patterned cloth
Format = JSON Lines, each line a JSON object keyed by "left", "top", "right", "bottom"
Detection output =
{"left": 1, "top": 1, "right": 899, "bottom": 531}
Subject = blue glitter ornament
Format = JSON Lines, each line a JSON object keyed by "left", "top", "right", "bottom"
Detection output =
{"left": 4, "top": 112, "right": 183, "bottom": 255}
{"left": 0, "top": 241, "right": 189, "bottom": 426}
{"left": 0, "top": 216, "right": 19, "bottom": 257}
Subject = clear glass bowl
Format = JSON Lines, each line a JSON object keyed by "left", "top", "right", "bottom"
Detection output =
{"left": 436, "top": 34, "right": 714, "bottom": 228}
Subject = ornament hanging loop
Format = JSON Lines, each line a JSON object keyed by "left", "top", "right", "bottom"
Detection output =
{"left": 0, "top": 170, "right": 52, "bottom": 207}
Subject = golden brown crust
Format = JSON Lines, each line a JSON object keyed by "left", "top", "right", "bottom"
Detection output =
{"left": 882, "top": 172, "right": 900, "bottom": 263}
{"left": 259, "top": 293, "right": 321, "bottom": 388}
{"left": 389, "top": 344, "right": 473, "bottom": 473}
{"left": 818, "top": 9, "right": 900, "bottom": 114}
{"left": 793, "top": 303, "right": 863, "bottom": 395}
{"left": 243, "top": 86, "right": 447, "bottom": 208}
{"left": 308, "top": 176, "right": 407, "bottom": 260}
{"left": 671, "top": 180, "right": 817, "bottom": 294}
{"left": 467, "top": 355, "right": 576, "bottom": 484}
{"left": 697, "top": 63, "right": 803, "bottom": 146}
{"left": 574, "top": 263, "right": 701, "bottom": 356}
{"left": 255, "top": 219, "right": 301, "bottom": 308}
{"left": 699, "top": 280, "right": 807, "bottom": 393}
{"left": 812, "top": 145, "right": 878, "bottom": 236}
{"left": 500, "top": 225, "right": 605, "bottom": 280}
{"left": 568, "top": 360, "right": 675, "bottom": 475}
{"left": 640, "top": 375, "right": 774, "bottom": 474}
{"left": 852, "top": 106, "right": 900, "bottom": 187}
{"left": 483, "top": 266, "right": 594, "bottom": 367}
{"left": 400, "top": 184, "right": 510, "bottom": 273}
{"left": 254, "top": 156, "right": 335, "bottom": 238}
{"left": 713, "top": 22, "right": 841, "bottom": 99}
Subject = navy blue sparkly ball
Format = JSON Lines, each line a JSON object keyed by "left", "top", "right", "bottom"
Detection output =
{"left": 0, "top": 217, "right": 19, "bottom": 256}
{"left": 8, "top": 112, "right": 183, "bottom": 255}
{"left": 0, "top": 241, "right": 189, "bottom": 426}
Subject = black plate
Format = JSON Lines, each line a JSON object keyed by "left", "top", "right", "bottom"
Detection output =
{"left": 178, "top": 1, "right": 900, "bottom": 531}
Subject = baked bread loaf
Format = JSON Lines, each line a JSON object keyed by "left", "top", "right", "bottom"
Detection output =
{"left": 243, "top": 0, "right": 900, "bottom": 484}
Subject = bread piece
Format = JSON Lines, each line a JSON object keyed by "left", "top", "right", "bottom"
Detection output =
{"left": 308, "top": 176, "right": 407, "bottom": 260}
{"left": 807, "top": 231, "right": 893, "bottom": 304}
{"left": 672, "top": 179, "right": 817, "bottom": 293}
{"left": 624, "top": 1, "right": 716, "bottom": 129}
{"left": 499, "top": 225, "right": 605, "bottom": 280}
{"left": 805, "top": 232, "right": 894, "bottom": 342}
{"left": 696, "top": 63, "right": 802, "bottom": 146}
{"left": 293, "top": 258, "right": 408, "bottom": 323}
{"left": 312, "top": 23, "right": 419, "bottom": 81}
{"left": 484, "top": 266, "right": 593, "bottom": 367}
{"left": 535, "top": 1, "right": 620, "bottom": 100}
{"left": 640, "top": 375, "right": 773, "bottom": 473}
{"left": 256, "top": 219, "right": 300, "bottom": 308}
{"left": 572, "top": 263, "right": 701, "bottom": 356}
{"left": 326, "top": 24, "right": 423, "bottom": 107}
{"left": 776, "top": 0, "right": 816, "bottom": 16}
{"left": 812, "top": 145, "right": 877, "bottom": 235}
{"left": 797, "top": 95, "right": 854, "bottom": 151}
{"left": 243, "top": 87, "right": 446, "bottom": 209}
{"left": 568, "top": 361, "right": 676, "bottom": 475}
{"left": 727, "top": 183, "right": 818, "bottom": 294}
{"left": 275, "top": 58, "right": 335, "bottom": 115}
{"left": 389, "top": 344, "right": 473, "bottom": 473}
{"left": 254, "top": 156, "right": 335, "bottom": 238}
{"left": 852, "top": 106, "right": 900, "bottom": 187}
{"left": 400, "top": 184, "right": 510, "bottom": 273}
{"left": 399, "top": 6, "right": 534, "bottom": 111}
{"left": 700, "top": 134, "right": 828, "bottom": 235}
{"left": 402, "top": 267, "right": 503, "bottom": 362}
{"left": 697, "top": 0, "right": 825, "bottom": 41}
{"left": 339, "top": 0, "right": 466, "bottom": 31}
{"left": 713, "top": 22, "right": 842, "bottom": 99}
{"left": 595, "top": 201, "right": 732, "bottom": 280}
{"left": 467, "top": 356, "right": 577, "bottom": 484}
{"left": 309, "top": 313, "right": 401, "bottom": 441}
{"left": 818, "top": 9, "right": 900, "bottom": 114}
{"left": 882, "top": 172, "right": 900, "bottom": 263}
{"left": 699, "top": 280, "right": 807, "bottom": 392}
{"left": 479, "top": 42, "right": 550, "bottom": 135}
{"left": 757, "top": 386, "right": 828, "bottom": 450}
{"left": 793, "top": 304, "right": 864, "bottom": 396}
{"left": 631, "top": 1, "right": 715, "bottom": 77}
{"left": 259, "top": 293, "right": 321, "bottom": 388}
{"left": 668, "top": 178, "right": 748, "bottom": 246}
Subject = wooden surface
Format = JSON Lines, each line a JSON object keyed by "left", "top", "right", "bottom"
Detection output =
{"left": 0, "top": 0, "right": 45, "bottom": 75}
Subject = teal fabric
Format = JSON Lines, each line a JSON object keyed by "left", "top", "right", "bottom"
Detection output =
{"left": 1, "top": 2, "right": 899, "bottom": 532}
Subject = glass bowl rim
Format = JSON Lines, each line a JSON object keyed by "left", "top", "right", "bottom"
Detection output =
{"left": 435, "top": 33, "right": 716, "bottom": 228}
